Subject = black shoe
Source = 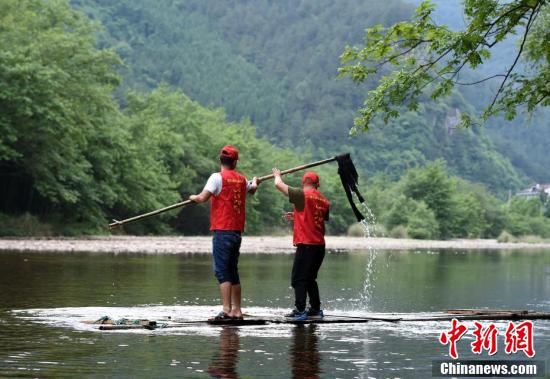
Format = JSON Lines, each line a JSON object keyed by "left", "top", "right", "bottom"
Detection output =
{"left": 209, "top": 311, "right": 231, "bottom": 321}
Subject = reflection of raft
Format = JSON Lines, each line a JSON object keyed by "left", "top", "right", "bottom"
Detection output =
{"left": 92, "top": 310, "right": 550, "bottom": 331}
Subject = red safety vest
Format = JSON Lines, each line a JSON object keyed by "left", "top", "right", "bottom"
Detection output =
{"left": 293, "top": 188, "right": 330, "bottom": 246}
{"left": 210, "top": 169, "right": 247, "bottom": 232}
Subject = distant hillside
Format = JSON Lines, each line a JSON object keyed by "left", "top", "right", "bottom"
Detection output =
{"left": 407, "top": 0, "right": 550, "bottom": 184}
{"left": 72, "top": 0, "right": 546, "bottom": 194}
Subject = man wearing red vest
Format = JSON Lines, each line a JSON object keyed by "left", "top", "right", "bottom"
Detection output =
{"left": 272, "top": 168, "right": 330, "bottom": 321}
{"left": 190, "top": 145, "right": 258, "bottom": 320}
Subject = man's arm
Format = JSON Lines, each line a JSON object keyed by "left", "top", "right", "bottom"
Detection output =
{"left": 189, "top": 190, "right": 212, "bottom": 203}
{"left": 272, "top": 168, "right": 289, "bottom": 196}
{"left": 189, "top": 173, "right": 219, "bottom": 203}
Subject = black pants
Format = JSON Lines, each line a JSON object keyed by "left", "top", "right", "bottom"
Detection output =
{"left": 291, "top": 244, "right": 325, "bottom": 312}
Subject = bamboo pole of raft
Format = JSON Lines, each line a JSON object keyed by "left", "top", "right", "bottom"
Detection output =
{"left": 96, "top": 312, "right": 550, "bottom": 330}
{"left": 108, "top": 154, "right": 344, "bottom": 229}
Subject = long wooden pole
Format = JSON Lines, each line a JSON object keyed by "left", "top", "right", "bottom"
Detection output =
{"left": 108, "top": 155, "right": 343, "bottom": 229}
{"left": 256, "top": 156, "right": 336, "bottom": 183}
{"left": 109, "top": 200, "right": 193, "bottom": 229}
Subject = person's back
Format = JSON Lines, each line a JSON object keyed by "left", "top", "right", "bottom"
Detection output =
{"left": 272, "top": 169, "right": 329, "bottom": 321}
{"left": 292, "top": 187, "right": 330, "bottom": 246}
{"left": 210, "top": 169, "right": 247, "bottom": 232}
{"left": 189, "top": 145, "right": 258, "bottom": 320}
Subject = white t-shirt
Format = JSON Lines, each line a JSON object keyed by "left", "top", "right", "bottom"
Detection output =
{"left": 203, "top": 173, "right": 254, "bottom": 196}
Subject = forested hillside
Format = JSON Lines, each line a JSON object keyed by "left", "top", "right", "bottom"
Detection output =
{"left": 2, "top": 0, "right": 548, "bottom": 238}
{"left": 0, "top": 0, "right": 356, "bottom": 235}
{"left": 72, "top": 0, "right": 533, "bottom": 195}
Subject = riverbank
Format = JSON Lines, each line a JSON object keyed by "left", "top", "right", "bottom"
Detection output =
{"left": 1, "top": 236, "right": 550, "bottom": 254}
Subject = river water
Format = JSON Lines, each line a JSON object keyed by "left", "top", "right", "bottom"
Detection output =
{"left": 0, "top": 249, "right": 549, "bottom": 378}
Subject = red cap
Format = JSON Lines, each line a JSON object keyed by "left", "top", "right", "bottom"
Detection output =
{"left": 220, "top": 145, "right": 239, "bottom": 160}
{"left": 302, "top": 171, "right": 320, "bottom": 186}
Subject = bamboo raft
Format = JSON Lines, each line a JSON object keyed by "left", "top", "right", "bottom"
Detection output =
{"left": 91, "top": 310, "right": 550, "bottom": 331}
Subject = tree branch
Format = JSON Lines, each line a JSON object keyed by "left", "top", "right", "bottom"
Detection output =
{"left": 486, "top": 6, "right": 538, "bottom": 114}
{"left": 374, "top": 40, "right": 426, "bottom": 68}
{"left": 454, "top": 74, "right": 506, "bottom": 86}
{"left": 450, "top": 3, "right": 534, "bottom": 80}
{"left": 481, "top": 3, "right": 532, "bottom": 29}
{"left": 534, "top": 94, "right": 549, "bottom": 107}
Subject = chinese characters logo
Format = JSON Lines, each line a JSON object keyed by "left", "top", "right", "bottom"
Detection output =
{"left": 439, "top": 319, "right": 535, "bottom": 359}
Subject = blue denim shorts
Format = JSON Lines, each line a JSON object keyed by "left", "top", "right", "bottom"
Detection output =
{"left": 212, "top": 230, "right": 242, "bottom": 284}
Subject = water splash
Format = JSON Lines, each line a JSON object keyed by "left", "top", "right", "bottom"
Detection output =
{"left": 355, "top": 196, "right": 379, "bottom": 310}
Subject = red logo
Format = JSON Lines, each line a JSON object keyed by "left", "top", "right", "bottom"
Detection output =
{"left": 439, "top": 319, "right": 468, "bottom": 359}
{"left": 471, "top": 321, "right": 498, "bottom": 356}
{"left": 439, "top": 319, "right": 536, "bottom": 359}
{"left": 504, "top": 321, "right": 536, "bottom": 358}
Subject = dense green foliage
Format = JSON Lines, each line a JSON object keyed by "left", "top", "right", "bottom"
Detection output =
{"left": 0, "top": 0, "right": 356, "bottom": 236}
{"left": 339, "top": 0, "right": 549, "bottom": 130}
{"left": 1, "top": 0, "right": 548, "bottom": 239}
{"left": 363, "top": 161, "right": 550, "bottom": 239}
{"left": 0, "top": 0, "right": 127, "bottom": 230}
{"left": 72, "top": 0, "right": 412, "bottom": 143}
{"left": 69, "top": 0, "right": 547, "bottom": 195}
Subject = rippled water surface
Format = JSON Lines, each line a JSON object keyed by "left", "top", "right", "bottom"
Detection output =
{"left": 0, "top": 249, "right": 549, "bottom": 378}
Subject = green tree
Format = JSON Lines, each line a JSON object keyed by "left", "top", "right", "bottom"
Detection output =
{"left": 453, "top": 179, "right": 506, "bottom": 237}
{"left": 407, "top": 200, "right": 438, "bottom": 239}
{"left": 508, "top": 196, "right": 541, "bottom": 217}
{"left": 385, "top": 195, "right": 415, "bottom": 231}
{"left": 384, "top": 194, "right": 439, "bottom": 238}
{"left": 401, "top": 160, "right": 454, "bottom": 237}
{"left": 452, "top": 193, "right": 485, "bottom": 238}
{"left": 0, "top": 0, "right": 123, "bottom": 227}
{"left": 339, "top": 0, "right": 549, "bottom": 131}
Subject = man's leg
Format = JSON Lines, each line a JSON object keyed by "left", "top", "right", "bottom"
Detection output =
{"left": 219, "top": 281, "right": 232, "bottom": 314}
{"left": 228, "top": 232, "right": 242, "bottom": 318}
{"left": 306, "top": 245, "right": 325, "bottom": 311}
{"left": 291, "top": 245, "right": 308, "bottom": 312}
{"left": 213, "top": 231, "right": 232, "bottom": 315}
{"left": 229, "top": 284, "right": 242, "bottom": 318}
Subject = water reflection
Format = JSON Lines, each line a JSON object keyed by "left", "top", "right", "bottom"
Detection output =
{"left": 208, "top": 327, "right": 240, "bottom": 379}
{"left": 290, "top": 324, "right": 322, "bottom": 379}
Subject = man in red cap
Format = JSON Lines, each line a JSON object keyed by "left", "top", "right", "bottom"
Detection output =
{"left": 272, "top": 168, "right": 330, "bottom": 321}
{"left": 190, "top": 145, "right": 258, "bottom": 320}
